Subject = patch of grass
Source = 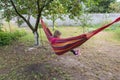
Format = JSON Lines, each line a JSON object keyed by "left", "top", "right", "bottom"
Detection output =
{"left": 0, "top": 30, "right": 26, "bottom": 46}
{"left": 113, "top": 29, "right": 120, "bottom": 41}
{"left": 19, "top": 32, "right": 34, "bottom": 45}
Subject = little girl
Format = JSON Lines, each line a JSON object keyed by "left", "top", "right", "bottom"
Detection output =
{"left": 51, "top": 30, "right": 80, "bottom": 55}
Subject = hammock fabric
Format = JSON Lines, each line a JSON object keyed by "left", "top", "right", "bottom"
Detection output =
{"left": 40, "top": 17, "right": 120, "bottom": 55}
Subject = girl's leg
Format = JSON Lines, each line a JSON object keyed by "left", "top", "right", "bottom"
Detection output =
{"left": 70, "top": 49, "right": 80, "bottom": 55}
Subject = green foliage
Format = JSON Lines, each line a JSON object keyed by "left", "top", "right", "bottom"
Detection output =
{"left": 0, "top": 30, "right": 26, "bottom": 46}
{"left": 109, "top": 2, "right": 120, "bottom": 13}
{"left": 11, "top": 30, "right": 26, "bottom": 40}
{"left": 16, "top": 16, "right": 24, "bottom": 27}
{"left": 1, "top": 0, "right": 98, "bottom": 23}
{"left": 79, "top": 14, "right": 92, "bottom": 33}
{"left": 44, "top": 0, "right": 65, "bottom": 30}
{"left": 88, "top": 0, "right": 116, "bottom": 13}
{"left": 0, "top": 32, "right": 12, "bottom": 46}
{"left": 43, "top": 0, "right": 98, "bottom": 30}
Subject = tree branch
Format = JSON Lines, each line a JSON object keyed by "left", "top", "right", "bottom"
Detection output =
{"left": 10, "top": 0, "right": 34, "bottom": 31}
{"left": 34, "top": 0, "right": 54, "bottom": 31}
{"left": 27, "top": 15, "right": 31, "bottom": 22}
{"left": 34, "top": 0, "right": 41, "bottom": 32}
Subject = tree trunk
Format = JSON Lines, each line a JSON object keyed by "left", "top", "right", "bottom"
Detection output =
{"left": 83, "top": 26, "right": 85, "bottom": 33}
{"left": 8, "top": 22, "right": 11, "bottom": 32}
{"left": 52, "top": 14, "right": 55, "bottom": 31}
{"left": 33, "top": 31, "right": 40, "bottom": 46}
{"left": 53, "top": 19, "right": 55, "bottom": 31}
{"left": 17, "top": 16, "right": 20, "bottom": 27}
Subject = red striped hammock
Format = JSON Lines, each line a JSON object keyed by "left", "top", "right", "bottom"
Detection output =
{"left": 40, "top": 17, "right": 120, "bottom": 55}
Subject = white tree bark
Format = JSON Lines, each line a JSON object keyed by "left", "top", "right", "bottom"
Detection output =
{"left": 34, "top": 31, "right": 40, "bottom": 46}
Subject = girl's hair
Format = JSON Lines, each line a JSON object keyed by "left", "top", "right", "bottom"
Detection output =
{"left": 53, "top": 30, "right": 61, "bottom": 37}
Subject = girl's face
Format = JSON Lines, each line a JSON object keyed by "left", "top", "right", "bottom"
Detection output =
{"left": 54, "top": 30, "right": 61, "bottom": 38}
{"left": 57, "top": 34, "right": 61, "bottom": 38}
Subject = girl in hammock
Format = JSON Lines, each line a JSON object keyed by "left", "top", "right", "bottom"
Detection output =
{"left": 52, "top": 30, "right": 80, "bottom": 55}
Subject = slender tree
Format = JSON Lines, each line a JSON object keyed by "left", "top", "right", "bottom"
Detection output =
{"left": 44, "top": 0, "right": 65, "bottom": 30}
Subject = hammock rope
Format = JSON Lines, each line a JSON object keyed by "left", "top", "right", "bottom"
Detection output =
{"left": 40, "top": 17, "right": 120, "bottom": 55}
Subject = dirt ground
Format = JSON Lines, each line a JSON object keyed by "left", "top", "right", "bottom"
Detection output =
{"left": 0, "top": 32, "right": 120, "bottom": 80}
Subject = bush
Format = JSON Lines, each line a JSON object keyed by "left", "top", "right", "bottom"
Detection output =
{"left": 10, "top": 30, "right": 26, "bottom": 40}
{"left": 0, "top": 32, "right": 12, "bottom": 46}
{"left": 0, "top": 30, "right": 26, "bottom": 46}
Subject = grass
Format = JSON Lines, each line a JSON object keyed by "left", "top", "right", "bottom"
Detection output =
{"left": 0, "top": 24, "right": 120, "bottom": 80}
{"left": 19, "top": 33, "right": 34, "bottom": 45}
{"left": 113, "top": 29, "right": 120, "bottom": 41}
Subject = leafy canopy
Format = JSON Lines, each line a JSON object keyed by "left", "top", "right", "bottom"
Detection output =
{"left": 88, "top": 0, "right": 116, "bottom": 13}
{"left": 109, "top": 1, "right": 120, "bottom": 13}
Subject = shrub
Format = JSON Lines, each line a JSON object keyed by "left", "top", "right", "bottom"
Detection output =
{"left": 0, "top": 30, "right": 26, "bottom": 46}
{"left": 0, "top": 32, "right": 12, "bottom": 46}
{"left": 10, "top": 30, "right": 26, "bottom": 40}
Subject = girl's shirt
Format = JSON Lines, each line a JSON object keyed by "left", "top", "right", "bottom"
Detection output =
{"left": 50, "top": 37, "right": 60, "bottom": 44}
